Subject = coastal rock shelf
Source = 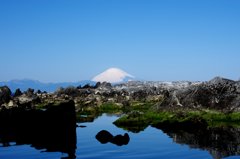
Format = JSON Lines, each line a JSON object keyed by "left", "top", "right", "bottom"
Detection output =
{"left": 0, "top": 76, "right": 239, "bottom": 112}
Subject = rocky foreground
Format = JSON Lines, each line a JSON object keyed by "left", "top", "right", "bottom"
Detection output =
{"left": 0, "top": 76, "right": 240, "bottom": 113}
{"left": 1, "top": 76, "right": 240, "bottom": 159}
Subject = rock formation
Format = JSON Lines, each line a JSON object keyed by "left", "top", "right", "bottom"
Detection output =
{"left": 157, "top": 77, "right": 240, "bottom": 112}
{"left": 0, "top": 76, "right": 239, "bottom": 113}
{"left": 0, "top": 86, "right": 12, "bottom": 106}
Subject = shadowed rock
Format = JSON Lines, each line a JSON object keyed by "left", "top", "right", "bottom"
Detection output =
{"left": 111, "top": 133, "right": 130, "bottom": 146}
{"left": 0, "top": 86, "right": 12, "bottom": 106}
{"left": 155, "top": 77, "right": 240, "bottom": 112}
{"left": 95, "top": 130, "right": 130, "bottom": 146}
{"left": 0, "top": 100, "right": 77, "bottom": 158}
{"left": 96, "top": 130, "right": 113, "bottom": 144}
{"left": 14, "top": 88, "right": 22, "bottom": 97}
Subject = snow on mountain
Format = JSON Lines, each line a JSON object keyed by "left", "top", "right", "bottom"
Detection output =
{"left": 92, "top": 68, "right": 135, "bottom": 83}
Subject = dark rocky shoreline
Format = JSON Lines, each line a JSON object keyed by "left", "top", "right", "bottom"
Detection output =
{"left": 0, "top": 77, "right": 240, "bottom": 159}
{"left": 0, "top": 100, "right": 76, "bottom": 158}
{"left": 0, "top": 76, "right": 239, "bottom": 113}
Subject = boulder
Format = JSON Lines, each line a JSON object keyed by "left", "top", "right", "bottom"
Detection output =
{"left": 111, "top": 133, "right": 130, "bottom": 146}
{"left": 95, "top": 130, "right": 113, "bottom": 144}
{"left": 95, "top": 130, "right": 130, "bottom": 146}
{"left": 0, "top": 86, "right": 12, "bottom": 106}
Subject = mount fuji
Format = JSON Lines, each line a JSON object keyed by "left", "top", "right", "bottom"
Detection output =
{"left": 92, "top": 68, "right": 135, "bottom": 83}
{"left": 0, "top": 68, "right": 135, "bottom": 92}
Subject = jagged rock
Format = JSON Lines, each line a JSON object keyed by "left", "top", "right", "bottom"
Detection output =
{"left": 208, "top": 76, "right": 235, "bottom": 85}
{"left": 36, "top": 89, "right": 42, "bottom": 94}
{"left": 0, "top": 86, "right": 12, "bottom": 106}
{"left": 25, "top": 88, "right": 34, "bottom": 97}
{"left": 2, "top": 76, "right": 240, "bottom": 112}
{"left": 56, "top": 86, "right": 79, "bottom": 97}
{"left": 94, "top": 82, "right": 101, "bottom": 88}
{"left": 82, "top": 84, "right": 92, "bottom": 89}
{"left": 14, "top": 88, "right": 22, "bottom": 97}
{"left": 99, "top": 82, "right": 112, "bottom": 88}
{"left": 156, "top": 77, "right": 240, "bottom": 111}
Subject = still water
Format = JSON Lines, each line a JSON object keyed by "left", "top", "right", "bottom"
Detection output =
{"left": 0, "top": 114, "right": 240, "bottom": 159}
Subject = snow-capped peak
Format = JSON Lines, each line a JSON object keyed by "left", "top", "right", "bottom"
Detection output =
{"left": 92, "top": 68, "right": 135, "bottom": 83}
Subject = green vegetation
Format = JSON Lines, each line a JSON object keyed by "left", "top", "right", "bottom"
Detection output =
{"left": 76, "top": 103, "right": 124, "bottom": 123}
{"left": 130, "top": 101, "right": 155, "bottom": 112}
{"left": 35, "top": 103, "right": 48, "bottom": 109}
{"left": 35, "top": 101, "right": 68, "bottom": 110}
{"left": 113, "top": 111, "right": 149, "bottom": 133}
{"left": 114, "top": 109, "right": 240, "bottom": 132}
{"left": 76, "top": 100, "right": 240, "bottom": 130}
{"left": 78, "top": 101, "right": 155, "bottom": 115}
{"left": 98, "top": 103, "right": 122, "bottom": 113}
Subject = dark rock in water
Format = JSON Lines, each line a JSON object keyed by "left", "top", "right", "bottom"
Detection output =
{"left": 14, "top": 88, "right": 22, "bottom": 97}
{"left": 96, "top": 130, "right": 113, "bottom": 144}
{"left": 95, "top": 130, "right": 130, "bottom": 146}
{"left": 0, "top": 86, "right": 12, "bottom": 106}
{"left": 111, "top": 133, "right": 130, "bottom": 146}
{"left": 0, "top": 100, "right": 77, "bottom": 158}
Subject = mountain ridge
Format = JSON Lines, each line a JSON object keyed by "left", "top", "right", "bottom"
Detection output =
{"left": 0, "top": 79, "right": 96, "bottom": 93}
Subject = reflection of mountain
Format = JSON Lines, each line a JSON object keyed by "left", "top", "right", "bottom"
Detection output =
{"left": 0, "top": 101, "right": 77, "bottom": 158}
{"left": 153, "top": 124, "right": 240, "bottom": 159}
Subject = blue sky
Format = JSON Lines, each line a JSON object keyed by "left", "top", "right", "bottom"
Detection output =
{"left": 0, "top": 0, "right": 240, "bottom": 82}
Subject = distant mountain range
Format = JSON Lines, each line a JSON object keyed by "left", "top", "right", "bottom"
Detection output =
{"left": 0, "top": 79, "right": 96, "bottom": 93}
{"left": 0, "top": 68, "right": 136, "bottom": 93}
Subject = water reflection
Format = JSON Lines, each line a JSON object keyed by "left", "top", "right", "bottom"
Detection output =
{"left": 0, "top": 101, "right": 77, "bottom": 159}
{"left": 152, "top": 123, "right": 240, "bottom": 159}
{"left": 96, "top": 130, "right": 130, "bottom": 146}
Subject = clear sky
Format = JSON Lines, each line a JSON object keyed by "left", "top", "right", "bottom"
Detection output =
{"left": 0, "top": 0, "right": 240, "bottom": 82}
